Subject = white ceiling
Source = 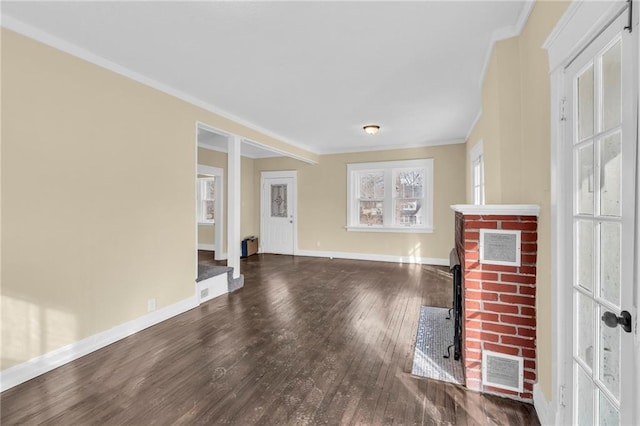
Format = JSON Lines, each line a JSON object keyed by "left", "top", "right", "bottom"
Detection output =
{"left": 2, "top": 1, "right": 531, "bottom": 155}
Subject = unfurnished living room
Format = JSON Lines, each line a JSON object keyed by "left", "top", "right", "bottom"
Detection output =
{"left": 1, "top": 1, "right": 639, "bottom": 425}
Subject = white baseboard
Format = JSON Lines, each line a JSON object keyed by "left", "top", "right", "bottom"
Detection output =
{"left": 197, "top": 274, "right": 228, "bottom": 303}
{"left": 0, "top": 295, "right": 198, "bottom": 392}
{"left": 198, "top": 243, "right": 216, "bottom": 251}
{"left": 295, "top": 249, "right": 448, "bottom": 266}
{"left": 533, "top": 383, "right": 555, "bottom": 425}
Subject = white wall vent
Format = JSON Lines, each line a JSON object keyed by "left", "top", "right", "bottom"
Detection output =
{"left": 482, "top": 350, "right": 523, "bottom": 392}
{"left": 200, "top": 288, "right": 209, "bottom": 300}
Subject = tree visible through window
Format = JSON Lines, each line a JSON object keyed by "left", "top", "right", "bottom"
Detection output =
{"left": 347, "top": 159, "right": 433, "bottom": 232}
{"left": 358, "top": 172, "right": 384, "bottom": 225}
{"left": 395, "top": 169, "right": 423, "bottom": 226}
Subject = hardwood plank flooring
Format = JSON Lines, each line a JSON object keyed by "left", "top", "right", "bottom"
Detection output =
{"left": 2, "top": 254, "right": 539, "bottom": 425}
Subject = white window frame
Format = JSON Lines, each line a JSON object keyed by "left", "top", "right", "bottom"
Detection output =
{"left": 470, "top": 140, "right": 485, "bottom": 205}
{"left": 197, "top": 177, "right": 216, "bottom": 225}
{"left": 346, "top": 159, "right": 434, "bottom": 233}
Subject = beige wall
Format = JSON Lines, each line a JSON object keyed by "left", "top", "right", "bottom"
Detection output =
{"left": 465, "top": 0, "right": 570, "bottom": 401}
{"left": 256, "top": 144, "right": 467, "bottom": 260}
{"left": 1, "top": 29, "right": 313, "bottom": 370}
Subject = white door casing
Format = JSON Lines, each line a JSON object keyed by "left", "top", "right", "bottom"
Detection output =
{"left": 546, "top": 2, "right": 638, "bottom": 425}
{"left": 260, "top": 171, "right": 297, "bottom": 255}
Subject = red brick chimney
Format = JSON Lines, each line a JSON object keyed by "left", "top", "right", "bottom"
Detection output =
{"left": 451, "top": 204, "right": 540, "bottom": 401}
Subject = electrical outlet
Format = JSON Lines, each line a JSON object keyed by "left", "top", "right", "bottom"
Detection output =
{"left": 316, "top": 241, "right": 321, "bottom": 247}
{"left": 147, "top": 298, "right": 156, "bottom": 312}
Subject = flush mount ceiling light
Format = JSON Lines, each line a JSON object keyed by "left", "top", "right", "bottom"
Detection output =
{"left": 363, "top": 124, "right": 380, "bottom": 135}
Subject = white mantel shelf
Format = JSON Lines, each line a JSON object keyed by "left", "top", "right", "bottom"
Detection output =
{"left": 450, "top": 204, "right": 540, "bottom": 217}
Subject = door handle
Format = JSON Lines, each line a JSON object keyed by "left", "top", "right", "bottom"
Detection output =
{"left": 601, "top": 310, "right": 632, "bottom": 333}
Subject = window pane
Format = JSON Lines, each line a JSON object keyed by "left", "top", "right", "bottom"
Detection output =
{"left": 359, "top": 172, "right": 384, "bottom": 199}
{"left": 395, "top": 169, "right": 423, "bottom": 198}
{"left": 602, "top": 40, "right": 621, "bottom": 131}
{"left": 576, "top": 220, "right": 594, "bottom": 292}
{"left": 600, "top": 222, "right": 620, "bottom": 306}
{"left": 359, "top": 200, "right": 383, "bottom": 225}
{"left": 473, "top": 158, "right": 484, "bottom": 205}
{"left": 577, "top": 365, "right": 594, "bottom": 426}
{"left": 395, "top": 200, "right": 422, "bottom": 226}
{"left": 599, "top": 308, "right": 621, "bottom": 401}
{"left": 576, "top": 292, "right": 594, "bottom": 369}
{"left": 578, "top": 64, "right": 594, "bottom": 141}
{"left": 205, "top": 179, "right": 216, "bottom": 200}
{"left": 599, "top": 392, "right": 619, "bottom": 426}
{"left": 271, "top": 184, "right": 287, "bottom": 217}
{"left": 204, "top": 201, "right": 215, "bottom": 221}
{"left": 577, "top": 143, "right": 594, "bottom": 215}
{"left": 600, "top": 132, "right": 621, "bottom": 217}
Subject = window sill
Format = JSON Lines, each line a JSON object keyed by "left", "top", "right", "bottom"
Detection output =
{"left": 198, "top": 222, "right": 215, "bottom": 226}
{"left": 346, "top": 226, "right": 434, "bottom": 234}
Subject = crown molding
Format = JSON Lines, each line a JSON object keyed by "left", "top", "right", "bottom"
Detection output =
{"left": 1, "top": 15, "right": 320, "bottom": 159}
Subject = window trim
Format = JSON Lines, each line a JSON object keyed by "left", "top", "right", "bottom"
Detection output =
{"left": 470, "top": 140, "right": 485, "bottom": 205}
{"left": 197, "top": 177, "right": 217, "bottom": 225}
{"left": 346, "top": 159, "right": 434, "bottom": 233}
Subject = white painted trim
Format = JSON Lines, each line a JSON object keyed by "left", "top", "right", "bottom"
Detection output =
{"left": 260, "top": 171, "right": 298, "bottom": 256}
{"left": 469, "top": 140, "right": 483, "bottom": 162}
{"left": 0, "top": 16, "right": 318, "bottom": 162}
{"left": 312, "top": 138, "right": 464, "bottom": 155}
{"left": 198, "top": 139, "right": 318, "bottom": 165}
{"left": 469, "top": 140, "right": 485, "bottom": 205}
{"left": 469, "top": 2, "right": 534, "bottom": 142}
{"left": 477, "top": 1, "right": 535, "bottom": 90}
{"left": 228, "top": 135, "right": 242, "bottom": 279}
{"left": 296, "top": 249, "right": 448, "bottom": 266}
{"left": 465, "top": 109, "right": 483, "bottom": 141}
{"left": 548, "top": 69, "right": 567, "bottom": 426}
{"left": 543, "top": 0, "right": 628, "bottom": 72}
{"left": 198, "top": 243, "right": 216, "bottom": 251}
{"left": 514, "top": 1, "right": 536, "bottom": 36}
{"left": 197, "top": 143, "right": 225, "bottom": 262}
{"left": 197, "top": 274, "right": 228, "bottom": 303}
{"left": 450, "top": 204, "right": 540, "bottom": 216}
{"left": 0, "top": 295, "right": 198, "bottom": 392}
{"left": 345, "top": 226, "right": 433, "bottom": 234}
{"left": 533, "top": 383, "right": 555, "bottom": 426}
{"left": 242, "top": 139, "right": 317, "bottom": 165}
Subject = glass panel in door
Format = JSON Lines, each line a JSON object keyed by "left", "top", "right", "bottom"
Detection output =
{"left": 570, "top": 26, "right": 631, "bottom": 424}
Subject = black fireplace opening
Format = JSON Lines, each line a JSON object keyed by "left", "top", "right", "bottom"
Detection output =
{"left": 445, "top": 248, "right": 462, "bottom": 361}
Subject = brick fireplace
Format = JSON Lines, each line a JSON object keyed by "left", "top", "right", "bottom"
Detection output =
{"left": 451, "top": 204, "right": 539, "bottom": 401}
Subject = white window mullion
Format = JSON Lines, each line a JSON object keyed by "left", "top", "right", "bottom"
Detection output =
{"left": 384, "top": 169, "right": 393, "bottom": 227}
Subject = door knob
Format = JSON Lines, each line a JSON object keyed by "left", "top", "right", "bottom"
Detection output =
{"left": 601, "top": 310, "right": 632, "bottom": 333}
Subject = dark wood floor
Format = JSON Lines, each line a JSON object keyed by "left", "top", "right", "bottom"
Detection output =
{"left": 2, "top": 254, "right": 539, "bottom": 425}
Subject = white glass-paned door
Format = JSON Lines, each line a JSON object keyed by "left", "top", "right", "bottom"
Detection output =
{"left": 565, "top": 13, "right": 637, "bottom": 425}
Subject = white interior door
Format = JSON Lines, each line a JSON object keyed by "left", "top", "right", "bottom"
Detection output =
{"left": 563, "top": 12, "right": 637, "bottom": 425}
{"left": 261, "top": 172, "right": 296, "bottom": 255}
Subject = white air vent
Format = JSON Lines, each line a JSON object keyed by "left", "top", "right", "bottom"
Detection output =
{"left": 482, "top": 350, "right": 523, "bottom": 392}
{"left": 200, "top": 288, "right": 209, "bottom": 300}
